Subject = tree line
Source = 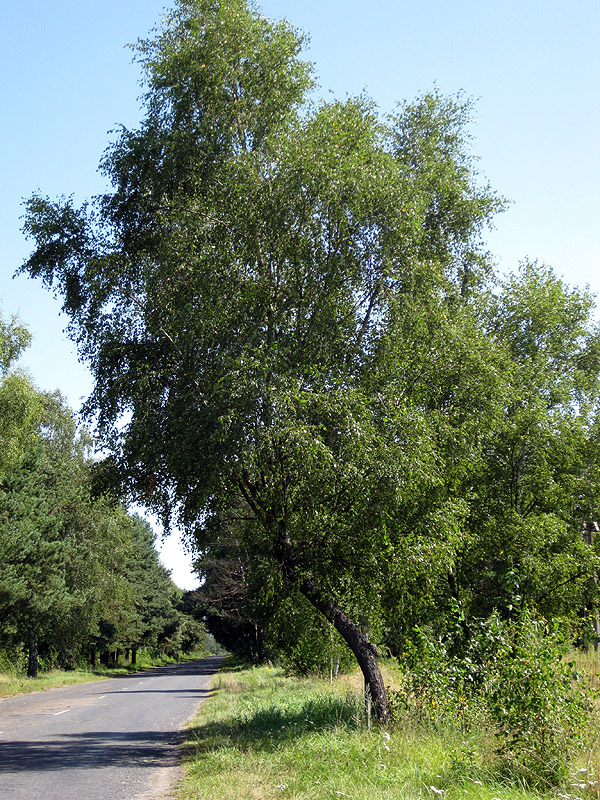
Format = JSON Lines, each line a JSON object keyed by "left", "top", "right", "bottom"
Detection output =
{"left": 0, "top": 314, "right": 206, "bottom": 677}
{"left": 194, "top": 260, "right": 600, "bottom": 669}
{"left": 19, "top": 0, "right": 600, "bottom": 722}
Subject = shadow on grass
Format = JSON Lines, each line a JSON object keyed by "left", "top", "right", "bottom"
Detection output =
{"left": 210, "top": 656, "right": 253, "bottom": 673}
{"left": 184, "top": 689, "right": 363, "bottom": 759}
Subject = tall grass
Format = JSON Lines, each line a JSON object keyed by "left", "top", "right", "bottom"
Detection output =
{"left": 180, "top": 663, "right": 578, "bottom": 800}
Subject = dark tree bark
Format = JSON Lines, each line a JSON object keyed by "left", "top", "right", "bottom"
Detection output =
{"left": 298, "top": 573, "right": 390, "bottom": 724}
{"left": 277, "top": 527, "right": 390, "bottom": 724}
{"left": 27, "top": 634, "right": 38, "bottom": 679}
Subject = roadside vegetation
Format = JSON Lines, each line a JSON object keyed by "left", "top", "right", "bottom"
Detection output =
{"left": 181, "top": 658, "right": 600, "bottom": 800}
{"left": 0, "top": 646, "right": 219, "bottom": 698}
{"left": 0, "top": 310, "right": 212, "bottom": 679}
{"left": 6, "top": 0, "right": 600, "bottom": 788}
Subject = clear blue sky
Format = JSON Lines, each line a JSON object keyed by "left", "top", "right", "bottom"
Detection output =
{"left": 2, "top": 0, "right": 598, "bottom": 586}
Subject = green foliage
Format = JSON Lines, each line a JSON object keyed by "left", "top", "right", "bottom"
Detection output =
{"left": 0, "top": 333, "right": 204, "bottom": 673}
{"left": 0, "top": 311, "right": 40, "bottom": 479}
{"left": 392, "top": 612, "right": 593, "bottom": 787}
{"left": 387, "top": 621, "right": 493, "bottom": 729}
{"left": 379, "top": 261, "right": 600, "bottom": 667}
{"left": 125, "top": 514, "right": 181, "bottom": 652}
{"left": 17, "top": 0, "right": 600, "bottom": 730}
{"left": 486, "top": 612, "right": 590, "bottom": 787}
{"left": 461, "top": 262, "right": 600, "bottom": 622}
{"left": 266, "top": 595, "right": 355, "bottom": 678}
{"left": 0, "top": 314, "right": 31, "bottom": 372}
{"left": 0, "top": 395, "right": 80, "bottom": 659}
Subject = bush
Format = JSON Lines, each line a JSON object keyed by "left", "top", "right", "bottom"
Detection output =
{"left": 387, "top": 617, "right": 499, "bottom": 728}
{"left": 392, "top": 611, "right": 593, "bottom": 787}
{"left": 266, "top": 595, "right": 355, "bottom": 678}
{"left": 486, "top": 611, "right": 590, "bottom": 787}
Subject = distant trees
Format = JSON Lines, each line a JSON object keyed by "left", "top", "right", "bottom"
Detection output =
{"left": 0, "top": 312, "right": 40, "bottom": 477}
{"left": 378, "top": 262, "right": 600, "bottom": 656}
{"left": 0, "top": 311, "right": 206, "bottom": 675}
{"left": 456, "top": 262, "right": 600, "bottom": 625}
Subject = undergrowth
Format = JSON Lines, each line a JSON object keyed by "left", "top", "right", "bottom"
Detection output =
{"left": 181, "top": 661, "right": 592, "bottom": 800}
{"left": 389, "top": 612, "right": 597, "bottom": 789}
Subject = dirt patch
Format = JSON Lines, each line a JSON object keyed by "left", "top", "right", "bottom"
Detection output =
{"left": 135, "top": 763, "right": 185, "bottom": 799}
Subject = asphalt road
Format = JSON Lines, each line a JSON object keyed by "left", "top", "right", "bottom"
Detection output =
{"left": 0, "top": 655, "right": 224, "bottom": 800}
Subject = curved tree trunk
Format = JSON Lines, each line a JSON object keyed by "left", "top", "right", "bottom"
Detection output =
{"left": 274, "top": 525, "right": 390, "bottom": 724}
{"left": 243, "top": 474, "right": 389, "bottom": 719}
{"left": 297, "top": 573, "right": 390, "bottom": 724}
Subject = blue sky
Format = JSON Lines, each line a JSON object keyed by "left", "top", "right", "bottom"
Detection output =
{"left": 1, "top": 0, "right": 598, "bottom": 586}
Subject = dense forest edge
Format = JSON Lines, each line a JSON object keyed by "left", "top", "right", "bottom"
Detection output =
{"left": 0, "top": 313, "right": 223, "bottom": 682}
{"left": 4, "top": 0, "right": 600, "bottom": 791}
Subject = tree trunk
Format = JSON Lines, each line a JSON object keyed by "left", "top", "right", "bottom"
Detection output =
{"left": 90, "top": 647, "right": 97, "bottom": 668}
{"left": 298, "top": 574, "right": 390, "bottom": 724}
{"left": 131, "top": 648, "right": 137, "bottom": 665}
{"left": 276, "top": 527, "right": 390, "bottom": 724}
{"left": 27, "top": 635, "right": 39, "bottom": 679}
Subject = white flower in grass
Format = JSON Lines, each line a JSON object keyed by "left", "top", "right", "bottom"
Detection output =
{"left": 429, "top": 786, "right": 445, "bottom": 795}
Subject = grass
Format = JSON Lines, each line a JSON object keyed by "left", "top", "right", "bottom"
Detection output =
{"left": 0, "top": 667, "right": 108, "bottom": 697}
{"left": 179, "top": 662, "right": 570, "bottom": 800}
{"left": 0, "top": 649, "right": 209, "bottom": 698}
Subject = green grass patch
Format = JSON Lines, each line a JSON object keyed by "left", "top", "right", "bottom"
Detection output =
{"left": 0, "top": 668, "right": 107, "bottom": 697}
{"left": 180, "top": 664, "right": 567, "bottom": 800}
{"left": 0, "top": 649, "right": 208, "bottom": 698}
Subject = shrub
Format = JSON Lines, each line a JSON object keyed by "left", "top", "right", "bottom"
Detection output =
{"left": 485, "top": 611, "right": 590, "bottom": 787}
{"left": 392, "top": 610, "right": 593, "bottom": 787}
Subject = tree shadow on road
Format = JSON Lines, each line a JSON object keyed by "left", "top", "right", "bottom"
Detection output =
{"left": 0, "top": 729, "right": 184, "bottom": 773}
{"left": 107, "top": 655, "right": 226, "bottom": 681}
